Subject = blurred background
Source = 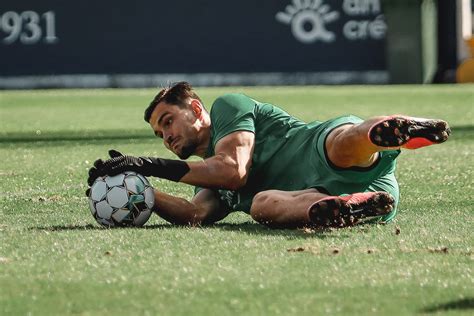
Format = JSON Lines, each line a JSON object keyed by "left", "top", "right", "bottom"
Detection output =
{"left": 0, "top": 0, "right": 473, "bottom": 89}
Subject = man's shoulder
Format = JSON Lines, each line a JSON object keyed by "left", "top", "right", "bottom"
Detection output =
{"left": 212, "top": 93, "right": 253, "bottom": 107}
{"left": 210, "top": 93, "right": 256, "bottom": 115}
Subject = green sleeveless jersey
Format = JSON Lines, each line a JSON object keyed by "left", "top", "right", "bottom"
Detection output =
{"left": 195, "top": 93, "right": 399, "bottom": 218}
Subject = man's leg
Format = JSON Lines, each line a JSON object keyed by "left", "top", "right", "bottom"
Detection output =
{"left": 250, "top": 189, "right": 327, "bottom": 228}
{"left": 308, "top": 191, "right": 394, "bottom": 227}
{"left": 326, "top": 116, "right": 451, "bottom": 168}
{"left": 250, "top": 189, "right": 394, "bottom": 229}
{"left": 366, "top": 172, "right": 400, "bottom": 223}
{"left": 302, "top": 115, "right": 448, "bottom": 226}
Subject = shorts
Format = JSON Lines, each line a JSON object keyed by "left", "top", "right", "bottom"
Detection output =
{"left": 310, "top": 115, "right": 400, "bottom": 222}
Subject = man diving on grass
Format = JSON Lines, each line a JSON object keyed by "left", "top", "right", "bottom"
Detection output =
{"left": 86, "top": 82, "right": 451, "bottom": 229}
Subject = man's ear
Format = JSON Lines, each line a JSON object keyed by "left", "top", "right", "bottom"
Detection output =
{"left": 190, "top": 99, "right": 203, "bottom": 118}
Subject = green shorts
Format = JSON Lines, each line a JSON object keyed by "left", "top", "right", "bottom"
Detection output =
{"left": 310, "top": 115, "right": 400, "bottom": 222}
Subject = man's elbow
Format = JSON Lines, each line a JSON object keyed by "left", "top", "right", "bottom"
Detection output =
{"left": 225, "top": 170, "right": 248, "bottom": 191}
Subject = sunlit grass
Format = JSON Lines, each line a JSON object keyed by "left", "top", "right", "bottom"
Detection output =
{"left": 0, "top": 85, "right": 473, "bottom": 315}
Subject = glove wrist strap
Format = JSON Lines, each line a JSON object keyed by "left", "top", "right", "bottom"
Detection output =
{"left": 148, "top": 157, "right": 190, "bottom": 182}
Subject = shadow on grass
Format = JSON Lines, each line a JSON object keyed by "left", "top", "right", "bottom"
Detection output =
{"left": 421, "top": 298, "right": 474, "bottom": 313}
{"left": 0, "top": 129, "right": 153, "bottom": 143}
{"left": 209, "top": 222, "right": 344, "bottom": 239}
{"left": 31, "top": 224, "right": 110, "bottom": 231}
{"left": 29, "top": 222, "right": 345, "bottom": 239}
{"left": 29, "top": 223, "right": 171, "bottom": 231}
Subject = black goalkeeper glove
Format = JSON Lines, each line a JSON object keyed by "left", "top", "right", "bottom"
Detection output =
{"left": 87, "top": 149, "right": 190, "bottom": 187}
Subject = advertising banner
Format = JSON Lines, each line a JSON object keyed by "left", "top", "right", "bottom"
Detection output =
{"left": 0, "top": 0, "right": 388, "bottom": 87}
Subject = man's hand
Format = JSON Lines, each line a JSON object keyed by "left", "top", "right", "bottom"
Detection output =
{"left": 86, "top": 149, "right": 190, "bottom": 188}
{"left": 88, "top": 150, "right": 146, "bottom": 186}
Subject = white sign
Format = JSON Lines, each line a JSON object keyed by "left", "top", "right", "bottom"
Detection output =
{"left": 276, "top": 0, "right": 386, "bottom": 44}
{"left": 0, "top": 11, "right": 58, "bottom": 45}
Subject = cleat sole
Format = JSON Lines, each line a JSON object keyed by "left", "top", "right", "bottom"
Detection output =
{"left": 369, "top": 116, "right": 451, "bottom": 149}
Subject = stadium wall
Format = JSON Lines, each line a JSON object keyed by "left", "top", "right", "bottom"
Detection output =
{"left": 2, "top": 1, "right": 393, "bottom": 88}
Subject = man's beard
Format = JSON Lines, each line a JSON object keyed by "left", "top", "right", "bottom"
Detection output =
{"left": 177, "top": 140, "right": 197, "bottom": 159}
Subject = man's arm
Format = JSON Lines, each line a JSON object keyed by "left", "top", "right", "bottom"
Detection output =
{"left": 151, "top": 131, "right": 253, "bottom": 224}
{"left": 180, "top": 130, "right": 255, "bottom": 190}
{"left": 153, "top": 187, "right": 230, "bottom": 225}
{"left": 88, "top": 131, "right": 255, "bottom": 191}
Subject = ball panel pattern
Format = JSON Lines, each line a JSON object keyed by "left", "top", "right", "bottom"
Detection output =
{"left": 98, "top": 217, "right": 113, "bottom": 227}
{"left": 95, "top": 200, "right": 114, "bottom": 219}
{"left": 144, "top": 187, "right": 155, "bottom": 209}
{"left": 88, "top": 172, "right": 155, "bottom": 227}
{"left": 105, "top": 173, "right": 126, "bottom": 187}
{"left": 135, "top": 173, "right": 150, "bottom": 186}
{"left": 125, "top": 175, "right": 145, "bottom": 194}
{"left": 90, "top": 180, "right": 107, "bottom": 201}
{"left": 134, "top": 209, "right": 152, "bottom": 226}
{"left": 111, "top": 208, "right": 131, "bottom": 222}
{"left": 106, "top": 186, "right": 129, "bottom": 209}
{"left": 89, "top": 199, "right": 96, "bottom": 216}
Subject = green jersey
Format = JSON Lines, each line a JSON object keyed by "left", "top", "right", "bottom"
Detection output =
{"left": 195, "top": 94, "right": 399, "bottom": 221}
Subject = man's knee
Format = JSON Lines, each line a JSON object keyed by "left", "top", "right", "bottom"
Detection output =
{"left": 326, "top": 125, "right": 357, "bottom": 168}
{"left": 250, "top": 190, "right": 285, "bottom": 223}
{"left": 250, "top": 191, "right": 271, "bottom": 220}
{"left": 326, "top": 124, "right": 379, "bottom": 168}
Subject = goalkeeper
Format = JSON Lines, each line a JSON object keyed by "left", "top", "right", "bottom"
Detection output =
{"left": 87, "top": 82, "right": 451, "bottom": 228}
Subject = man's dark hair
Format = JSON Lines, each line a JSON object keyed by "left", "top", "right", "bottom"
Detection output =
{"left": 144, "top": 81, "right": 203, "bottom": 122}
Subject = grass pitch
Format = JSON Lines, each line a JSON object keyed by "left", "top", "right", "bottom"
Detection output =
{"left": 0, "top": 85, "right": 473, "bottom": 315}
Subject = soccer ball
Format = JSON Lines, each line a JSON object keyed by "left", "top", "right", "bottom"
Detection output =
{"left": 88, "top": 171, "right": 155, "bottom": 227}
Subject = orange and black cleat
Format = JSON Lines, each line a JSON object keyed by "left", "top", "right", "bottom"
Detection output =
{"left": 368, "top": 116, "right": 451, "bottom": 149}
{"left": 308, "top": 192, "right": 394, "bottom": 227}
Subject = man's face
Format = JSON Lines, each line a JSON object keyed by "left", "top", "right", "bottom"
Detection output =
{"left": 148, "top": 101, "right": 201, "bottom": 159}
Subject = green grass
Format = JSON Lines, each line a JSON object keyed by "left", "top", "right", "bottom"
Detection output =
{"left": 0, "top": 85, "right": 473, "bottom": 315}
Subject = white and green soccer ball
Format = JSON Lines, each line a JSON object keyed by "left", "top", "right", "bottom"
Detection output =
{"left": 88, "top": 171, "right": 155, "bottom": 227}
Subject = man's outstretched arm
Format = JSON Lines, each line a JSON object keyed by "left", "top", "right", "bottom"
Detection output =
{"left": 88, "top": 131, "right": 255, "bottom": 191}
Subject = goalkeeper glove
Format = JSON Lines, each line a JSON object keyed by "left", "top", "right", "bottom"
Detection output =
{"left": 87, "top": 149, "right": 190, "bottom": 186}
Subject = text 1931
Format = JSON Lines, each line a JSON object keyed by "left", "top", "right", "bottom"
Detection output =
{"left": 0, "top": 11, "right": 58, "bottom": 45}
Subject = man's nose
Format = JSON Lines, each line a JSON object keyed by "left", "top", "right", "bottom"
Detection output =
{"left": 165, "top": 134, "right": 173, "bottom": 145}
